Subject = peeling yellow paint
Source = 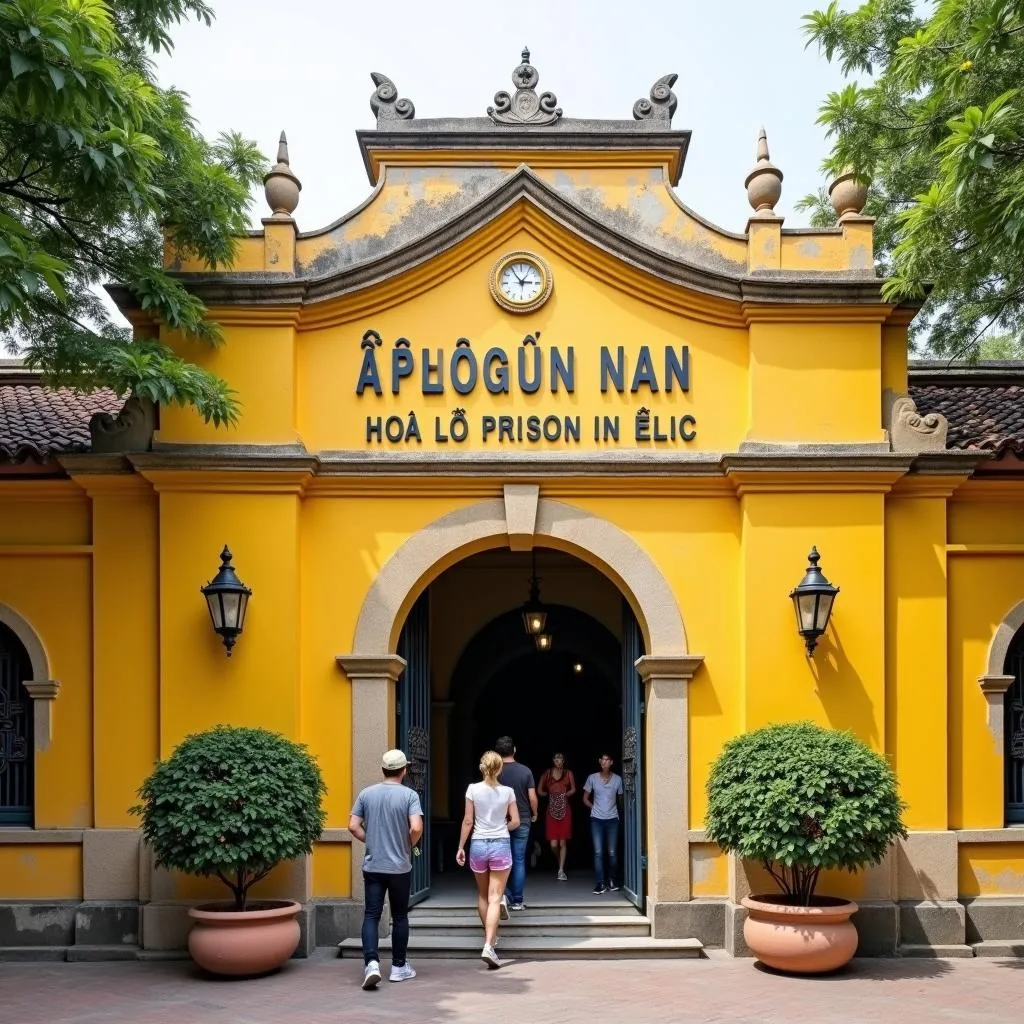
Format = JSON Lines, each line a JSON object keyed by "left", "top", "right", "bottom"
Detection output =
{"left": 959, "top": 844, "right": 1024, "bottom": 895}
{"left": 0, "top": 846, "right": 82, "bottom": 899}
{"left": 690, "top": 843, "right": 728, "bottom": 896}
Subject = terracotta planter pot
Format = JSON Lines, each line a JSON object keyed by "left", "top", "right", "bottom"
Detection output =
{"left": 188, "top": 900, "right": 301, "bottom": 976}
{"left": 741, "top": 895, "right": 858, "bottom": 974}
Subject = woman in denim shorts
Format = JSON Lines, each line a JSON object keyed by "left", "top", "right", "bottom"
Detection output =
{"left": 456, "top": 749, "right": 520, "bottom": 967}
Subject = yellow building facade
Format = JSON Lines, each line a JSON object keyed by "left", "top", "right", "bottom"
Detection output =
{"left": 1, "top": 55, "right": 1023, "bottom": 958}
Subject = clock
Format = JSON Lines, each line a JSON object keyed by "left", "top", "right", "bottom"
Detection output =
{"left": 489, "top": 251, "right": 553, "bottom": 313}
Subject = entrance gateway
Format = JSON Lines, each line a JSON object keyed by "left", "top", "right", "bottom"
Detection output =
{"left": 395, "top": 576, "right": 645, "bottom": 910}
{"left": 338, "top": 489, "right": 705, "bottom": 948}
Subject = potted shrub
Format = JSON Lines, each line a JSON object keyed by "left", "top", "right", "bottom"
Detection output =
{"left": 705, "top": 721, "right": 906, "bottom": 973}
{"left": 132, "top": 725, "right": 327, "bottom": 976}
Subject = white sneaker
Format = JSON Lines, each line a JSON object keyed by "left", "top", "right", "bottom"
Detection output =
{"left": 481, "top": 944, "right": 501, "bottom": 969}
{"left": 362, "top": 960, "right": 382, "bottom": 990}
{"left": 557, "top": 870, "right": 567, "bottom": 881}
{"left": 499, "top": 895, "right": 510, "bottom": 921}
{"left": 389, "top": 963, "right": 416, "bottom": 983}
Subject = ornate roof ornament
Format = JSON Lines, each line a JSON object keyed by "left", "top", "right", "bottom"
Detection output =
{"left": 744, "top": 126, "right": 783, "bottom": 217}
{"left": 370, "top": 72, "right": 415, "bottom": 123}
{"left": 487, "top": 47, "right": 562, "bottom": 127}
{"left": 263, "top": 131, "right": 301, "bottom": 220}
{"left": 632, "top": 74, "right": 678, "bottom": 123}
{"left": 829, "top": 168, "right": 869, "bottom": 220}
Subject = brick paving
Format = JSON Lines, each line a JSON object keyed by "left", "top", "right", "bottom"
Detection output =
{"left": 1, "top": 953, "right": 1023, "bottom": 1023}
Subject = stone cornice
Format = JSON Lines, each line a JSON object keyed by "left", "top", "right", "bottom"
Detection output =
{"left": 355, "top": 128, "right": 692, "bottom": 184}
{"left": 51, "top": 444, "right": 988, "bottom": 491}
{"left": 634, "top": 654, "right": 705, "bottom": 681}
{"left": 336, "top": 654, "right": 408, "bottom": 682}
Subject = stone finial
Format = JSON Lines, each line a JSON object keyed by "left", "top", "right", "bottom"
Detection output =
{"left": 882, "top": 389, "right": 949, "bottom": 453}
{"left": 487, "top": 46, "right": 562, "bottom": 126}
{"left": 370, "top": 72, "right": 415, "bottom": 123}
{"left": 744, "top": 126, "right": 783, "bottom": 217}
{"left": 633, "top": 74, "right": 679, "bottom": 123}
{"left": 828, "top": 168, "right": 869, "bottom": 220}
{"left": 263, "top": 131, "right": 301, "bottom": 220}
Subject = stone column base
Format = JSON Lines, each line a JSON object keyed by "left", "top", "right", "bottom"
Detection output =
{"left": 898, "top": 899, "right": 971, "bottom": 956}
{"left": 649, "top": 899, "right": 725, "bottom": 946}
{"left": 964, "top": 896, "right": 1024, "bottom": 956}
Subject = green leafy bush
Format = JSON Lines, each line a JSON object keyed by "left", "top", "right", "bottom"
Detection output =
{"left": 132, "top": 726, "right": 327, "bottom": 910}
{"left": 705, "top": 722, "right": 907, "bottom": 905}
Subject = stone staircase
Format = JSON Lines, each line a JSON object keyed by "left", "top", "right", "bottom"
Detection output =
{"left": 338, "top": 892, "right": 703, "bottom": 960}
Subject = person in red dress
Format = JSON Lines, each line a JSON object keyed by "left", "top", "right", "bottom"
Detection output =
{"left": 537, "top": 752, "right": 576, "bottom": 880}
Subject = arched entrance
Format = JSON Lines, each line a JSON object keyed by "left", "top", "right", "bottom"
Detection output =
{"left": 337, "top": 486, "right": 704, "bottom": 935}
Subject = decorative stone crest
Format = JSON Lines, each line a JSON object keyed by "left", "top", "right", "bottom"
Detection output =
{"left": 632, "top": 74, "right": 678, "bottom": 123}
{"left": 262, "top": 131, "right": 301, "bottom": 219}
{"left": 487, "top": 47, "right": 562, "bottom": 127}
{"left": 369, "top": 72, "right": 415, "bottom": 123}
{"left": 745, "top": 127, "right": 783, "bottom": 217}
{"left": 882, "top": 388, "right": 949, "bottom": 453}
{"left": 89, "top": 395, "right": 157, "bottom": 453}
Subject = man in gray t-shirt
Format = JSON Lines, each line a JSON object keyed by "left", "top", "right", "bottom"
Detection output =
{"left": 349, "top": 749, "right": 424, "bottom": 989}
{"left": 583, "top": 754, "right": 624, "bottom": 894}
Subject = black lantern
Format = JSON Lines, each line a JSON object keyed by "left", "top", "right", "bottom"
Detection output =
{"left": 520, "top": 549, "right": 547, "bottom": 637}
{"left": 789, "top": 546, "right": 839, "bottom": 657}
{"left": 535, "top": 632, "right": 553, "bottom": 652}
{"left": 201, "top": 546, "right": 252, "bottom": 656}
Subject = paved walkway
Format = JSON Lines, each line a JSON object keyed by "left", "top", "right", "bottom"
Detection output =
{"left": 1, "top": 953, "right": 1022, "bottom": 1023}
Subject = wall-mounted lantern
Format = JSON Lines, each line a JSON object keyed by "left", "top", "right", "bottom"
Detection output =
{"left": 520, "top": 548, "right": 548, "bottom": 638}
{"left": 201, "top": 546, "right": 252, "bottom": 656}
{"left": 789, "top": 546, "right": 839, "bottom": 657}
{"left": 535, "top": 633, "right": 553, "bottom": 652}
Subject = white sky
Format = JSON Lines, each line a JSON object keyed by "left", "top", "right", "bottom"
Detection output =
{"left": 154, "top": 0, "right": 848, "bottom": 234}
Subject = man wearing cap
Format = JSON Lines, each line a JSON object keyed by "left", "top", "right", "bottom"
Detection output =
{"left": 349, "top": 749, "right": 424, "bottom": 990}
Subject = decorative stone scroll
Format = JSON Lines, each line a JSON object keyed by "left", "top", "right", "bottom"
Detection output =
{"left": 370, "top": 72, "right": 415, "bottom": 123}
{"left": 487, "top": 48, "right": 562, "bottom": 127}
{"left": 883, "top": 388, "right": 949, "bottom": 453}
{"left": 632, "top": 73, "right": 678, "bottom": 123}
{"left": 89, "top": 396, "right": 157, "bottom": 454}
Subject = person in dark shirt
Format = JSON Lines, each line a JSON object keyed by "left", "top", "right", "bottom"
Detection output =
{"left": 495, "top": 735, "right": 537, "bottom": 910}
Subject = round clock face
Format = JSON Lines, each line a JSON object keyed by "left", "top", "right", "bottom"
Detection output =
{"left": 499, "top": 260, "right": 543, "bottom": 304}
{"left": 489, "top": 251, "right": 552, "bottom": 313}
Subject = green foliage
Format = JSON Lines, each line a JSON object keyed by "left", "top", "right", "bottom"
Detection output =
{"left": 705, "top": 722, "right": 907, "bottom": 905}
{"left": 131, "top": 726, "right": 327, "bottom": 910}
{"left": 0, "top": 0, "right": 268, "bottom": 425}
{"left": 801, "top": 0, "right": 1024, "bottom": 357}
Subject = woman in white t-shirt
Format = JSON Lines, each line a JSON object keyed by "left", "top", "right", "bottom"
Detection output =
{"left": 456, "top": 749, "right": 520, "bottom": 968}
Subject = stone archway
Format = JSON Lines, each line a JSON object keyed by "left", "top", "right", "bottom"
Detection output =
{"left": 337, "top": 485, "right": 704, "bottom": 932}
{"left": 979, "top": 598, "right": 1024, "bottom": 753}
{"left": 0, "top": 602, "right": 60, "bottom": 754}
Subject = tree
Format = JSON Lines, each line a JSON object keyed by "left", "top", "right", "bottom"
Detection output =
{"left": 800, "top": 0, "right": 1024, "bottom": 358}
{"left": 0, "top": 0, "right": 267, "bottom": 425}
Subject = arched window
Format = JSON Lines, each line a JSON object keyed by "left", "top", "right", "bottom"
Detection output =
{"left": 0, "top": 622, "right": 33, "bottom": 825}
{"left": 1004, "top": 629, "right": 1024, "bottom": 824}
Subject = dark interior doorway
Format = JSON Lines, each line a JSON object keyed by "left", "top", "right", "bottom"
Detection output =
{"left": 447, "top": 604, "right": 621, "bottom": 874}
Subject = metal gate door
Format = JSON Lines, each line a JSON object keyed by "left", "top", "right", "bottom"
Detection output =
{"left": 621, "top": 600, "right": 644, "bottom": 908}
{"left": 397, "top": 591, "right": 431, "bottom": 904}
{"left": 1005, "top": 631, "right": 1024, "bottom": 824}
{"left": 0, "top": 624, "right": 32, "bottom": 826}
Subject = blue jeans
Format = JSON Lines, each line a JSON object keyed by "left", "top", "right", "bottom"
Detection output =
{"left": 505, "top": 822, "right": 531, "bottom": 904}
{"left": 590, "top": 817, "right": 619, "bottom": 888}
{"left": 362, "top": 870, "right": 411, "bottom": 967}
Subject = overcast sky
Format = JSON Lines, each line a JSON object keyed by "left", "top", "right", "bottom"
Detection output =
{"left": 154, "top": 0, "right": 849, "bottom": 234}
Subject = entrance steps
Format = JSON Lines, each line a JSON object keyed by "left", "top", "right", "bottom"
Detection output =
{"left": 338, "top": 896, "right": 703, "bottom": 960}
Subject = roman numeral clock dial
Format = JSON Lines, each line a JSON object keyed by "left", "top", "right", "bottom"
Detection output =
{"left": 489, "top": 251, "right": 553, "bottom": 313}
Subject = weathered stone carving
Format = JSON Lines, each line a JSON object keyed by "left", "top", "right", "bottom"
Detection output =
{"left": 370, "top": 72, "right": 415, "bottom": 123}
{"left": 632, "top": 73, "right": 678, "bottom": 123}
{"left": 883, "top": 388, "right": 949, "bottom": 452}
{"left": 89, "top": 395, "right": 157, "bottom": 453}
{"left": 488, "top": 47, "right": 562, "bottom": 127}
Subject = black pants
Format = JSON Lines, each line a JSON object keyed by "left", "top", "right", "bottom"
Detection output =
{"left": 362, "top": 870, "right": 411, "bottom": 967}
